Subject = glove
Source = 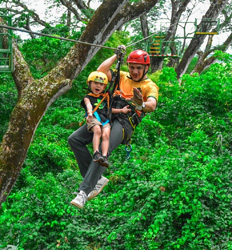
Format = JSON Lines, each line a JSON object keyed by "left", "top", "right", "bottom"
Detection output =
{"left": 115, "top": 45, "right": 126, "bottom": 61}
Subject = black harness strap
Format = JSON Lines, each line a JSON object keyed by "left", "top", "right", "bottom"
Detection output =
{"left": 107, "top": 47, "right": 144, "bottom": 149}
{"left": 107, "top": 47, "right": 125, "bottom": 121}
{"left": 112, "top": 96, "right": 143, "bottom": 144}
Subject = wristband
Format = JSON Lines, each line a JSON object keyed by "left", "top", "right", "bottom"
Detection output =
{"left": 135, "top": 102, "right": 145, "bottom": 111}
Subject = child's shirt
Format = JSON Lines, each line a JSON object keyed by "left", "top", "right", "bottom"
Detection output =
{"left": 81, "top": 93, "right": 109, "bottom": 123}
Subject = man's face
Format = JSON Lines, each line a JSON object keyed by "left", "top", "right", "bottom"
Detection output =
{"left": 128, "top": 63, "right": 148, "bottom": 81}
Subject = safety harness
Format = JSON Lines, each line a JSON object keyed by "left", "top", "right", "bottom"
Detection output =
{"left": 111, "top": 95, "right": 144, "bottom": 144}
{"left": 108, "top": 47, "right": 145, "bottom": 159}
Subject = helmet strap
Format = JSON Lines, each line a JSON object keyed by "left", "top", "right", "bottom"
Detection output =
{"left": 140, "top": 65, "right": 149, "bottom": 81}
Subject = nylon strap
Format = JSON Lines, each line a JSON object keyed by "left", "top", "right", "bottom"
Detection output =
{"left": 88, "top": 92, "right": 110, "bottom": 112}
{"left": 107, "top": 47, "right": 125, "bottom": 120}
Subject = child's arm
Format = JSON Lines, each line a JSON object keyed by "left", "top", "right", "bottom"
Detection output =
{"left": 84, "top": 97, "right": 93, "bottom": 123}
{"left": 112, "top": 105, "right": 131, "bottom": 114}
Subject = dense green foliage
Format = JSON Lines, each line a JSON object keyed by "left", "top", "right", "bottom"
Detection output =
{"left": 0, "top": 35, "right": 232, "bottom": 249}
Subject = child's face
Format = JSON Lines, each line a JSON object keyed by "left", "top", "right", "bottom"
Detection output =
{"left": 90, "top": 81, "right": 106, "bottom": 94}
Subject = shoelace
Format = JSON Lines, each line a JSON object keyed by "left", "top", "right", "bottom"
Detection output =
{"left": 78, "top": 191, "right": 87, "bottom": 201}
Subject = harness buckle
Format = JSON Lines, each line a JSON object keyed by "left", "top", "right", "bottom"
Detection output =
{"left": 128, "top": 116, "right": 136, "bottom": 129}
{"left": 128, "top": 113, "right": 139, "bottom": 129}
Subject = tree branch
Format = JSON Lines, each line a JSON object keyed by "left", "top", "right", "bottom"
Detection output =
{"left": 60, "top": 0, "right": 83, "bottom": 21}
{"left": 72, "top": 0, "right": 88, "bottom": 9}
{"left": 12, "top": 45, "right": 34, "bottom": 98}
{"left": 5, "top": 7, "right": 48, "bottom": 28}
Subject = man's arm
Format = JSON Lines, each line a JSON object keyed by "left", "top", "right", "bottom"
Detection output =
{"left": 130, "top": 87, "right": 157, "bottom": 113}
{"left": 97, "top": 54, "right": 117, "bottom": 82}
{"left": 97, "top": 45, "right": 126, "bottom": 81}
{"left": 142, "top": 97, "right": 157, "bottom": 113}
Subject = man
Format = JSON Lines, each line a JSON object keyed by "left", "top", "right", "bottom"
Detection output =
{"left": 68, "top": 48, "right": 159, "bottom": 209}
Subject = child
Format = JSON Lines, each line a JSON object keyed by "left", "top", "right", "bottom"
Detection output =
{"left": 81, "top": 71, "right": 111, "bottom": 168}
{"left": 81, "top": 71, "right": 131, "bottom": 168}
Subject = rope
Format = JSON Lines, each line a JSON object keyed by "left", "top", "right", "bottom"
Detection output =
{"left": 0, "top": 24, "right": 117, "bottom": 50}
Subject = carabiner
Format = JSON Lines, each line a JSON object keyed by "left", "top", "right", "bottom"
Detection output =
{"left": 125, "top": 144, "right": 132, "bottom": 160}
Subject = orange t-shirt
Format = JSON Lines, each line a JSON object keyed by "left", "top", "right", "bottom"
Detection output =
{"left": 114, "top": 71, "right": 159, "bottom": 101}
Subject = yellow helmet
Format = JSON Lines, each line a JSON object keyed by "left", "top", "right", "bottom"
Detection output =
{"left": 87, "top": 71, "right": 108, "bottom": 85}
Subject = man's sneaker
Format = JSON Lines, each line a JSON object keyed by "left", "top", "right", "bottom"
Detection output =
{"left": 70, "top": 190, "right": 87, "bottom": 209}
{"left": 93, "top": 151, "right": 104, "bottom": 163}
{"left": 87, "top": 176, "right": 109, "bottom": 201}
{"left": 100, "top": 156, "right": 110, "bottom": 168}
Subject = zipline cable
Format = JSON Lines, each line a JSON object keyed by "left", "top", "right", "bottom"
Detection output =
{"left": 0, "top": 24, "right": 117, "bottom": 50}
{"left": 126, "top": 31, "right": 164, "bottom": 48}
{"left": 0, "top": 24, "right": 160, "bottom": 51}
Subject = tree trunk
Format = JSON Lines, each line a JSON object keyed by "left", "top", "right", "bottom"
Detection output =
{"left": 151, "top": 57, "right": 163, "bottom": 72}
{"left": 0, "top": 0, "right": 159, "bottom": 207}
{"left": 151, "top": 0, "right": 191, "bottom": 72}
{"left": 167, "top": 56, "right": 179, "bottom": 68}
{"left": 191, "top": 6, "right": 232, "bottom": 76}
{"left": 140, "top": 14, "right": 149, "bottom": 38}
{"left": 175, "top": 0, "right": 229, "bottom": 78}
{"left": 140, "top": 14, "right": 152, "bottom": 58}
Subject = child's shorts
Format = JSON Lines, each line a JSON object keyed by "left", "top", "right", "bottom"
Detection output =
{"left": 87, "top": 117, "right": 110, "bottom": 132}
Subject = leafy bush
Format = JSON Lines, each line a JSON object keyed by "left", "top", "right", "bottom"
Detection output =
{"left": 0, "top": 170, "right": 82, "bottom": 250}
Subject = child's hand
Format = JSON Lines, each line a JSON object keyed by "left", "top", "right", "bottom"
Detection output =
{"left": 121, "top": 105, "right": 131, "bottom": 114}
{"left": 86, "top": 113, "right": 93, "bottom": 123}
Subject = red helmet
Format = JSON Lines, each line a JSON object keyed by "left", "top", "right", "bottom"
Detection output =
{"left": 127, "top": 50, "right": 150, "bottom": 65}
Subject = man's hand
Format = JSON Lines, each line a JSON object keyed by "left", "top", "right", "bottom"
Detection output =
{"left": 126, "top": 88, "right": 144, "bottom": 110}
{"left": 131, "top": 87, "right": 143, "bottom": 106}
{"left": 117, "top": 45, "right": 126, "bottom": 52}
{"left": 115, "top": 45, "right": 126, "bottom": 60}
{"left": 126, "top": 87, "right": 143, "bottom": 104}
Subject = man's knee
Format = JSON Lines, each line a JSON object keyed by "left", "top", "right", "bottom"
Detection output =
{"left": 68, "top": 134, "right": 74, "bottom": 146}
{"left": 68, "top": 132, "right": 82, "bottom": 148}
{"left": 68, "top": 127, "right": 93, "bottom": 148}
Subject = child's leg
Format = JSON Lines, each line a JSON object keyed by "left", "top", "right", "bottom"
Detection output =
{"left": 101, "top": 126, "right": 111, "bottom": 156}
{"left": 91, "top": 125, "right": 102, "bottom": 153}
